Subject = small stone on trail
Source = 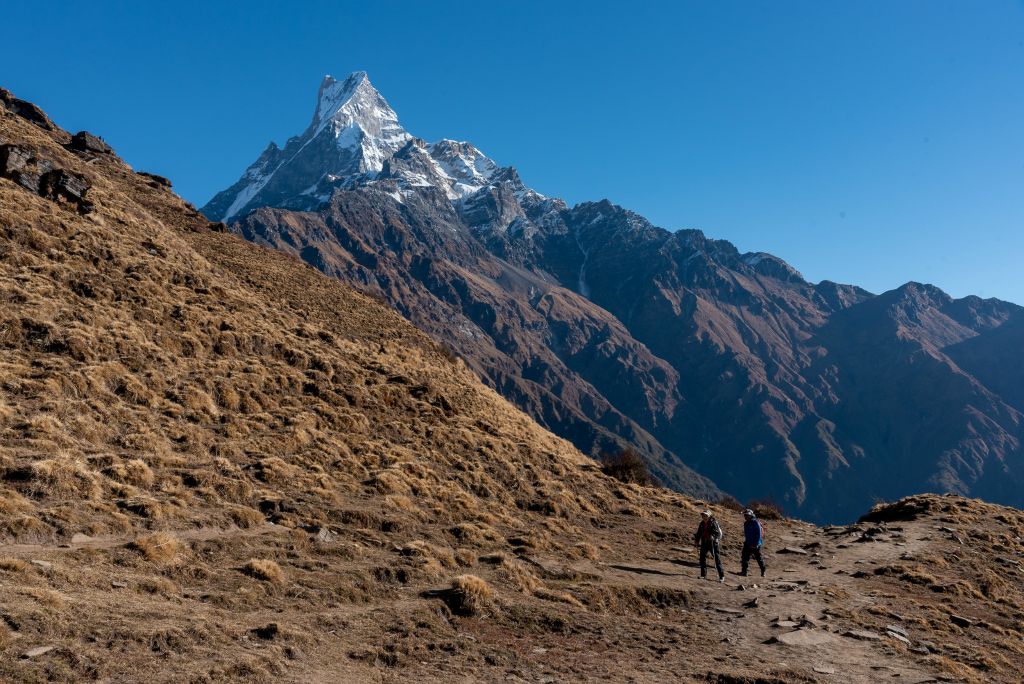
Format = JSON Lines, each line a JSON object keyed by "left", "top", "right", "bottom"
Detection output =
{"left": 743, "top": 597, "right": 759, "bottom": 608}
{"left": 843, "top": 629, "right": 882, "bottom": 641}
{"left": 950, "top": 614, "right": 974, "bottom": 628}
{"left": 774, "top": 620, "right": 799, "bottom": 629}
{"left": 70, "top": 533, "right": 92, "bottom": 544}
{"left": 887, "top": 631, "right": 911, "bottom": 645}
{"left": 886, "top": 624, "right": 908, "bottom": 638}
{"left": 778, "top": 547, "right": 808, "bottom": 555}
{"left": 29, "top": 560, "right": 52, "bottom": 570}
{"left": 715, "top": 607, "right": 744, "bottom": 616}
{"left": 22, "top": 645, "right": 56, "bottom": 659}
{"left": 769, "top": 629, "right": 837, "bottom": 646}
{"left": 813, "top": 666, "right": 837, "bottom": 675}
{"left": 111, "top": 580, "right": 128, "bottom": 588}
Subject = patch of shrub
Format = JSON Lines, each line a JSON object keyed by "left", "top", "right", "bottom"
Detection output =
{"left": 128, "top": 532, "right": 182, "bottom": 564}
{"left": 859, "top": 495, "right": 938, "bottom": 523}
{"left": 748, "top": 498, "right": 785, "bottom": 520}
{"left": 242, "top": 559, "right": 284, "bottom": 583}
{"left": 599, "top": 448, "right": 650, "bottom": 486}
{"left": 715, "top": 495, "right": 744, "bottom": 512}
{"left": 0, "top": 558, "right": 30, "bottom": 572}
{"left": 447, "top": 574, "right": 494, "bottom": 615}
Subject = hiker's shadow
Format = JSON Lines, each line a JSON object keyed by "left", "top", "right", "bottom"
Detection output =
{"left": 667, "top": 558, "right": 700, "bottom": 569}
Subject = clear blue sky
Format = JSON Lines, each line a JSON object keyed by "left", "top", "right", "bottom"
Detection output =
{"left": 5, "top": 1, "right": 1023, "bottom": 303}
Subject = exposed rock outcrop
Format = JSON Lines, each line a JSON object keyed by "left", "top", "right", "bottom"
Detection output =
{"left": 1, "top": 143, "right": 93, "bottom": 213}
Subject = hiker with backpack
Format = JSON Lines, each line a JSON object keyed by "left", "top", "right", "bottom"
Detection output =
{"left": 740, "top": 508, "right": 767, "bottom": 577}
{"left": 693, "top": 510, "right": 725, "bottom": 582}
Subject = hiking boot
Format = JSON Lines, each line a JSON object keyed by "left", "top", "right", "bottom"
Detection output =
{"left": 739, "top": 571, "right": 748, "bottom": 577}
{"left": 760, "top": 569, "right": 766, "bottom": 578}
{"left": 718, "top": 577, "right": 725, "bottom": 583}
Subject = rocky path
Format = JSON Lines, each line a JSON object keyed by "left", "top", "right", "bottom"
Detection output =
{"left": 0, "top": 514, "right": 975, "bottom": 682}
{"left": 537, "top": 518, "right": 953, "bottom": 683}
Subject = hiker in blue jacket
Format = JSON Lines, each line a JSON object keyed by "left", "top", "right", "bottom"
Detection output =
{"left": 740, "top": 509, "right": 767, "bottom": 577}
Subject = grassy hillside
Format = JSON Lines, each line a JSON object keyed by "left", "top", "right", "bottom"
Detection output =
{"left": 1, "top": 91, "right": 1022, "bottom": 683}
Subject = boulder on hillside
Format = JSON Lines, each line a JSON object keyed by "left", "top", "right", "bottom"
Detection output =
{"left": 69, "top": 130, "right": 112, "bottom": 155}
{"left": 0, "top": 87, "right": 56, "bottom": 130}
{"left": 137, "top": 171, "right": 172, "bottom": 188}
{"left": 0, "top": 143, "right": 94, "bottom": 214}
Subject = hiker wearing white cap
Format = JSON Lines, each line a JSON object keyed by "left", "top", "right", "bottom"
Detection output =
{"left": 692, "top": 510, "right": 725, "bottom": 582}
{"left": 740, "top": 509, "right": 767, "bottom": 577}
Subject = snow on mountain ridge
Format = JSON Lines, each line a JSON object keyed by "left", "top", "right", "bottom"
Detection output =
{"left": 202, "top": 71, "right": 539, "bottom": 222}
{"left": 310, "top": 72, "right": 410, "bottom": 157}
{"left": 428, "top": 140, "right": 500, "bottom": 191}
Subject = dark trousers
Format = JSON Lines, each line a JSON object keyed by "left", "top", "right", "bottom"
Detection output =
{"left": 741, "top": 544, "right": 766, "bottom": 575}
{"left": 700, "top": 540, "right": 724, "bottom": 579}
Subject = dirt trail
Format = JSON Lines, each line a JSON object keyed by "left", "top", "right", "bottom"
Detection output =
{"left": 537, "top": 518, "right": 948, "bottom": 683}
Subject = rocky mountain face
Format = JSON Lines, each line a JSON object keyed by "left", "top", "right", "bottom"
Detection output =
{"left": 204, "top": 73, "right": 1024, "bottom": 523}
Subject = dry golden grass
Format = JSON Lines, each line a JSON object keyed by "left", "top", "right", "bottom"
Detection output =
{"left": 128, "top": 532, "right": 183, "bottom": 564}
{"left": 448, "top": 574, "right": 494, "bottom": 615}
{"left": 243, "top": 558, "right": 284, "bottom": 583}
{"left": 533, "top": 587, "right": 585, "bottom": 608}
{"left": 500, "top": 558, "right": 541, "bottom": 594}
{"left": 0, "top": 558, "right": 30, "bottom": 572}
{"left": 572, "top": 541, "right": 600, "bottom": 560}
{"left": 22, "top": 586, "right": 66, "bottom": 610}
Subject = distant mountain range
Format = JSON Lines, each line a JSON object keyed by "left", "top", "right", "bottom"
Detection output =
{"left": 204, "top": 72, "right": 1024, "bottom": 522}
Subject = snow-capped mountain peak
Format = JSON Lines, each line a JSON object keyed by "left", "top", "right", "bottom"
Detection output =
{"left": 312, "top": 72, "right": 370, "bottom": 125}
{"left": 309, "top": 72, "right": 409, "bottom": 155}
{"left": 428, "top": 140, "right": 499, "bottom": 188}
{"left": 201, "top": 71, "right": 539, "bottom": 222}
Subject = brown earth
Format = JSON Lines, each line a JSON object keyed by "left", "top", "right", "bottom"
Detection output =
{"left": 1, "top": 91, "right": 1023, "bottom": 683}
